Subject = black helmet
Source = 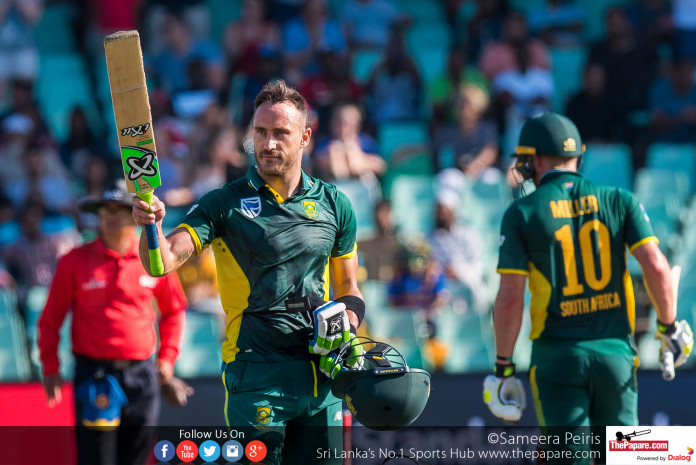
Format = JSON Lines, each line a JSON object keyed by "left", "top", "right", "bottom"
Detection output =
{"left": 331, "top": 337, "right": 431, "bottom": 431}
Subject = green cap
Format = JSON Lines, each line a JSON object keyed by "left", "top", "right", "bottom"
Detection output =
{"left": 514, "top": 112, "right": 584, "bottom": 158}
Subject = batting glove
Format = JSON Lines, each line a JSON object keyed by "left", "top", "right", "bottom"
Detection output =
{"left": 319, "top": 333, "right": 364, "bottom": 378}
{"left": 655, "top": 319, "right": 694, "bottom": 368}
{"left": 309, "top": 301, "right": 350, "bottom": 355}
{"left": 483, "top": 363, "right": 526, "bottom": 423}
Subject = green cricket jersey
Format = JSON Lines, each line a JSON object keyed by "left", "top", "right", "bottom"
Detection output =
{"left": 178, "top": 167, "right": 357, "bottom": 363}
{"left": 497, "top": 170, "right": 657, "bottom": 344}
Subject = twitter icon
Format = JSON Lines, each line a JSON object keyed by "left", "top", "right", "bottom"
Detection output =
{"left": 199, "top": 440, "right": 221, "bottom": 462}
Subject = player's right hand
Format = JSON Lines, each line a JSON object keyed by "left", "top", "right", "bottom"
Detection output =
{"left": 483, "top": 363, "right": 526, "bottom": 423}
{"left": 309, "top": 301, "right": 350, "bottom": 355}
{"left": 43, "top": 374, "right": 63, "bottom": 408}
{"left": 655, "top": 319, "right": 694, "bottom": 367}
{"left": 131, "top": 194, "right": 166, "bottom": 226}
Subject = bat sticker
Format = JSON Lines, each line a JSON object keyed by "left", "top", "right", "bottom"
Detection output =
{"left": 123, "top": 146, "right": 158, "bottom": 181}
{"left": 121, "top": 123, "right": 151, "bottom": 137}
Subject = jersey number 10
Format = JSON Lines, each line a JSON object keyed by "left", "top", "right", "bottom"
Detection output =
{"left": 555, "top": 220, "right": 612, "bottom": 297}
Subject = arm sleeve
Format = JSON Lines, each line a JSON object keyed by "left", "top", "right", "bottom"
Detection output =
{"left": 37, "top": 254, "right": 74, "bottom": 376}
{"left": 621, "top": 190, "right": 658, "bottom": 253}
{"left": 177, "top": 190, "right": 223, "bottom": 255}
{"left": 497, "top": 205, "right": 530, "bottom": 275}
{"left": 154, "top": 272, "right": 188, "bottom": 365}
{"left": 331, "top": 189, "right": 358, "bottom": 258}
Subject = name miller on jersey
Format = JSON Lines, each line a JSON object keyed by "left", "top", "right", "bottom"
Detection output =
{"left": 549, "top": 195, "right": 599, "bottom": 219}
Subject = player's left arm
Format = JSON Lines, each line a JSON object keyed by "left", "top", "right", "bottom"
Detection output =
{"left": 492, "top": 273, "right": 527, "bottom": 360}
{"left": 330, "top": 252, "right": 363, "bottom": 329}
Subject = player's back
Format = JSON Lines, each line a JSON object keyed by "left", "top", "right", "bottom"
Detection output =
{"left": 502, "top": 170, "right": 656, "bottom": 342}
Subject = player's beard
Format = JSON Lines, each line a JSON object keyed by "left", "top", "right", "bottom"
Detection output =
{"left": 255, "top": 148, "right": 299, "bottom": 178}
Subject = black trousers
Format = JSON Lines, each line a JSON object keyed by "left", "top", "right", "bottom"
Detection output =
{"left": 73, "top": 355, "right": 160, "bottom": 465}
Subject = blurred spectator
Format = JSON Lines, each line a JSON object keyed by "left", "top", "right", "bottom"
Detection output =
{"left": 0, "top": 78, "right": 48, "bottom": 137}
{"left": 338, "top": 0, "right": 408, "bottom": 51}
{"left": 4, "top": 142, "right": 74, "bottom": 213}
{"left": 427, "top": 191, "right": 486, "bottom": 313}
{"left": 358, "top": 200, "right": 399, "bottom": 281}
{"left": 648, "top": 58, "right": 696, "bottom": 143}
{"left": 673, "top": 0, "right": 696, "bottom": 61}
{"left": 90, "top": 0, "right": 143, "bottom": 36}
{"left": 0, "top": 261, "right": 16, "bottom": 290}
{"left": 0, "top": 0, "right": 42, "bottom": 103}
{"left": 299, "top": 49, "right": 362, "bottom": 137}
{"left": 2, "top": 201, "right": 80, "bottom": 309}
{"left": 432, "top": 84, "right": 498, "bottom": 175}
{"left": 365, "top": 30, "right": 422, "bottom": 125}
{"left": 170, "top": 58, "right": 219, "bottom": 120}
{"left": 74, "top": 156, "right": 110, "bottom": 232}
{"left": 588, "top": 7, "right": 659, "bottom": 131}
{"left": 526, "top": 0, "right": 585, "bottom": 48}
{"left": 241, "top": 45, "right": 284, "bottom": 125}
{"left": 428, "top": 46, "right": 488, "bottom": 128}
{"left": 151, "top": 124, "right": 187, "bottom": 201}
{"left": 565, "top": 63, "right": 619, "bottom": 142}
{"left": 148, "top": 10, "right": 224, "bottom": 94}
{"left": 465, "top": 0, "right": 509, "bottom": 61}
{"left": 314, "top": 103, "right": 385, "bottom": 181}
{"left": 281, "top": 0, "right": 347, "bottom": 84}
{"left": 59, "top": 107, "right": 109, "bottom": 180}
{"left": 223, "top": 0, "right": 281, "bottom": 76}
{"left": 165, "top": 126, "right": 247, "bottom": 206}
{"left": 479, "top": 12, "right": 551, "bottom": 81}
{"left": 268, "top": 0, "right": 305, "bottom": 24}
{"left": 626, "top": 0, "right": 673, "bottom": 48}
{"left": 141, "top": 0, "right": 211, "bottom": 54}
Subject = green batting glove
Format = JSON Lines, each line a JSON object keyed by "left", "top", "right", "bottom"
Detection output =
{"left": 319, "top": 353, "right": 342, "bottom": 379}
{"left": 342, "top": 333, "right": 364, "bottom": 370}
{"left": 310, "top": 301, "right": 350, "bottom": 355}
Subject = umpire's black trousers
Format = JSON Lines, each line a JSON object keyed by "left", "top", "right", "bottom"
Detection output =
{"left": 73, "top": 354, "right": 160, "bottom": 465}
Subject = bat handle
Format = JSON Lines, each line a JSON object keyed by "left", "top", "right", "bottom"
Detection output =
{"left": 660, "top": 348, "right": 675, "bottom": 381}
{"left": 136, "top": 191, "right": 165, "bottom": 276}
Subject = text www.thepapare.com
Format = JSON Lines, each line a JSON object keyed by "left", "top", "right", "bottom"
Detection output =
{"left": 609, "top": 441, "right": 670, "bottom": 451}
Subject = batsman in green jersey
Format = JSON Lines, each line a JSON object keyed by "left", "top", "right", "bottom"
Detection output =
{"left": 483, "top": 113, "right": 693, "bottom": 463}
{"left": 132, "top": 81, "right": 364, "bottom": 464}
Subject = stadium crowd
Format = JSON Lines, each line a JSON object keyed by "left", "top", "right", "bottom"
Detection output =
{"left": 1, "top": 0, "right": 695, "bottom": 378}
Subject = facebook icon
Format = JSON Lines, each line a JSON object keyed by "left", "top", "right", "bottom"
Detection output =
{"left": 154, "top": 440, "right": 175, "bottom": 461}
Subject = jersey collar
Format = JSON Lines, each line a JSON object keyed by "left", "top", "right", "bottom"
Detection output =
{"left": 539, "top": 169, "right": 584, "bottom": 186}
{"left": 245, "top": 165, "right": 314, "bottom": 197}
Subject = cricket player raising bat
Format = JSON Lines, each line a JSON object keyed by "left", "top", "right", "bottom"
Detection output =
{"left": 484, "top": 112, "right": 693, "bottom": 462}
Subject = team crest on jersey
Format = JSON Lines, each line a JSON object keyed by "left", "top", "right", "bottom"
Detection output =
{"left": 240, "top": 196, "right": 262, "bottom": 219}
{"left": 303, "top": 200, "right": 319, "bottom": 219}
{"left": 255, "top": 406, "right": 273, "bottom": 426}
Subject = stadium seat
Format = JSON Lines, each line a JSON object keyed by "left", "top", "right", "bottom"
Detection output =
{"left": 580, "top": 143, "right": 633, "bottom": 191}
{"left": 411, "top": 45, "right": 449, "bottom": 86}
{"left": 395, "top": 0, "right": 445, "bottom": 23}
{"left": 33, "top": 3, "right": 77, "bottom": 55}
{"left": 646, "top": 143, "right": 696, "bottom": 193}
{"left": 0, "top": 221, "right": 20, "bottom": 247}
{"left": 366, "top": 306, "right": 428, "bottom": 341}
{"left": 550, "top": 47, "right": 587, "bottom": 113}
{"left": 388, "top": 175, "right": 436, "bottom": 237}
{"left": 377, "top": 121, "right": 430, "bottom": 161}
{"left": 0, "top": 288, "right": 19, "bottom": 319}
{"left": 206, "top": 0, "right": 243, "bottom": 43}
{"left": 351, "top": 50, "right": 382, "bottom": 84}
{"left": 460, "top": 172, "right": 513, "bottom": 233}
{"left": 634, "top": 168, "right": 691, "bottom": 207}
{"left": 582, "top": 0, "right": 629, "bottom": 43}
{"left": 333, "top": 179, "right": 381, "bottom": 240}
{"left": 161, "top": 206, "right": 192, "bottom": 235}
{"left": 0, "top": 313, "right": 31, "bottom": 381}
{"left": 175, "top": 312, "right": 223, "bottom": 378}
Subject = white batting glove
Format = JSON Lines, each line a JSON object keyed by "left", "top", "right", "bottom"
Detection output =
{"left": 483, "top": 363, "right": 526, "bottom": 423}
{"left": 655, "top": 319, "right": 694, "bottom": 368}
{"left": 309, "top": 301, "right": 350, "bottom": 355}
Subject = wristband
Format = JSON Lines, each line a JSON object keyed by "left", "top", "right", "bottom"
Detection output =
{"left": 496, "top": 355, "right": 513, "bottom": 362}
{"left": 495, "top": 362, "right": 515, "bottom": 378}
{"left": 335, "top": 295, "right": 365, "bottom": 325}
{"left": 657, "top": 320, "right": 677, "bottom": 335}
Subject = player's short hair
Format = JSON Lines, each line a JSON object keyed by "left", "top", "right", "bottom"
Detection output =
{"left": 254, "top": 80, "right": 309, "bottom": 128}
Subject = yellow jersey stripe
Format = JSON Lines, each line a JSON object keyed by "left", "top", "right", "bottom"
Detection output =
{"left": 264, "top": 185, "right": 285, "bottom": 203}
{"left": 177, "top": 223, "right": 203, "bottom": 255}
{"left": 628, "top": 236, "right": 658, "bottom": 254}
{"left": 497, "top": 268, "right": 530, "bottom": 276}
{"left": 332, "top": 242, "right": 357, "bottom": 260}
{"left": 529, "top": 365, "right": 546, "bottom": 427}
{"left": 310, "top": 360, "right": 318, "bottom": 397}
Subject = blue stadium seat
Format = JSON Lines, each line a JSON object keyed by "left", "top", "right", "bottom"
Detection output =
{"left": 175, "top": 312, "right": 223, "bottom": 378}
{"left": 580, "top": 143, "right": 633, "bottom": 191}
{"left": 206, "top": 0, "right": 243, "bottom": 42}
{"left": 351, "top": 50, "right": 382, "bottom": 84}
{"left": 634, "top": 168, "right": 691, "bottom": 207}
{"left": 646, "top": 143, "right": 696, "bottom": 193}
{"left": 0, "top": 312, "right": 31, "bottom": 381}
{"left": 395, "top": 0, "right": 445, "bottom": 23}
{"left": 333, "top": 179, "right": 381, "bottom": 240}
{"left": 33, "top": 3, "right": 77, "bottom": 54}
{"left": 582, "top": 0, "right": 629, "bottom": 43}
{"left": 388, "top": 175, "right": 436, "bottom": 237}
{"left": 377, "top": 121, "right": 429, "bottom": 161}
{"left": 550, "top": 47, "right": 587, "bottom": 112}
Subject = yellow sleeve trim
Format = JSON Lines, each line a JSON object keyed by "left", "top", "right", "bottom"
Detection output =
{"left": 497, "top": 268, "right": 530, "bottom": 276}
{"left": 629, "top": 236, "right": 659, "bottom": 254}
{"left": 176, "top": 223, "right": 204, "bottom": 255}
{"left": 331, "top": 242, "right": 357, "bottom": 260}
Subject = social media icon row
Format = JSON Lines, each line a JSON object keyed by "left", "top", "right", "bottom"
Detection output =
{"left": 154, "top": 439, "right": 267, "bottom": 462}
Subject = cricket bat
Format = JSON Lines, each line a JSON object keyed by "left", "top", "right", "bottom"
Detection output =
{"left": 104, "top": 30, "right": 164, "bottom": 276}
{"left": 660, "top": 265, "right": 681, "bottom": 381}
